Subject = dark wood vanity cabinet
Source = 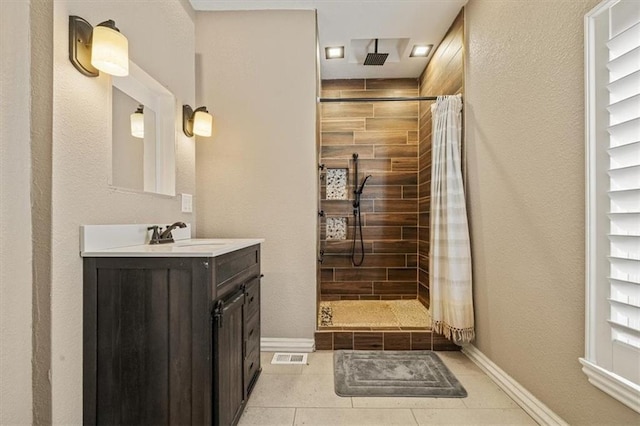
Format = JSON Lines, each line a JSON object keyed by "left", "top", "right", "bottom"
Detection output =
{"left": 83, "top": 244, "right": 261, "bottom": 426}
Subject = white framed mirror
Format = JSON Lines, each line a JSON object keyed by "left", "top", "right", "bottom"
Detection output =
{"left": 111, "top": 61, "right": 176, "bottom": 196}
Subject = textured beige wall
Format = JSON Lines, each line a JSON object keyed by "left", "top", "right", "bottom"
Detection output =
{"left": 31, "top": 0, "right": 54, "bottom": 422}
{"left": 0, "top": 1, "right": 34, "bottom": 423}
{"left": 195, "top": 10, "right": 317, "bottom": 340}
{"left": 465, "top": 0, "right": 640, "bottom": 423}
{"left": 50, "top": 1, "right": 195, "bottom": 422}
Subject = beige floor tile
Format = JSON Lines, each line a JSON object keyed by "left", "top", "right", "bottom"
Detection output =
{"left": 436, "top": 351, "right": 484, "bottom": 376}
{"left": 456, "top": 375, "right": 519, "bottom": 409}
{"left": 352, "top": 396, "right": 465, "bottom": 409}
{"left": 249, "top": 350, "right": 532, "bottom": 425}
{"left": 411, "top": 408, "right": 537, "bottom": 425}
{"left": 294, "top": 408, "right": 418, "bottom": 425}
{"left": 248, "top": 373, "right": 352, "bottom": 408}
{"left": 261, "top": 352, "right": 305, "bottom": 375}
{"left": 238, "top": 407, "right": 296, "bottom": 425}
{"left": 302, "top": 351, "right": 334, "bottom": 375}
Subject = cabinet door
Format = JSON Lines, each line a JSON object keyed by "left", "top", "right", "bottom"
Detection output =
{"left": 84, "top": 258, "right": 211, "bottom": 426}
{"left": 213, "top": 290, "right": 245, "bottom": 426}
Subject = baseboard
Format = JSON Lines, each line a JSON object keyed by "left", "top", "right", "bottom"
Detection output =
{"left": 462, "top": 344, "right": 568, "bottom": 426}
{"left": 261, "top": 337, "right": 316, "bottom": 353}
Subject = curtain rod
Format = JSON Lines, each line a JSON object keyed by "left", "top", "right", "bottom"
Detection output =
{"left": 317, "top": 96, "right": 455, "bottom": 103}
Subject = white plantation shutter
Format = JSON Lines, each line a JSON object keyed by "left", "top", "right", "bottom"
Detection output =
{"left": 606, "top": 1, "right": 640, "bottom": 381}
{"left": 582, "top": 0, "right": 640, "bottom": 413}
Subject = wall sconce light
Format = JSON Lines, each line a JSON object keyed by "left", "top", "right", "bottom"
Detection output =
{"left": 130, "top": 105, "right": 144, "bottom": 138}
{"left": 183, "top": 105, "right": 213, "bottom": 137}
{"left": 69, "top": 15, "right": 129, "bottom": 77}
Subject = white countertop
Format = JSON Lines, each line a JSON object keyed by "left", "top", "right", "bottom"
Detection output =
{"left": 81, "top": 238, "right": 264, "bottom": 258}
{"left": 79, "top": 224, "right": 263, "bottom": 257}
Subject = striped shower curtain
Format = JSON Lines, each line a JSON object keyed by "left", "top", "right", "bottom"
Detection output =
{"left": 429, "top": 94, "right": 475, "bottom": 344}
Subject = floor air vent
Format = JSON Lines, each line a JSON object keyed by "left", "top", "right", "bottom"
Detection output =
{"left": 271, "top": 352, "right": 308, "bottom": 365}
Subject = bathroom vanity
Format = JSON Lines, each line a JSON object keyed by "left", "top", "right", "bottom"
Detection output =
{"left": 80, "top": 226, "right": 263, "bottom": 425}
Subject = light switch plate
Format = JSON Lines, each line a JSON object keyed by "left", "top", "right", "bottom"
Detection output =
{"left": 181, "top": 193, "right": 193, "bottom": 213}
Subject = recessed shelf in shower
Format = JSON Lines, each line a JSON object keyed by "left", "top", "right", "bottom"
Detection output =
{"left": 325, "top": 168, "right": 348, "bottom": 200}
{"left": 326, "top": 217, "right": 347, "bottom": 240}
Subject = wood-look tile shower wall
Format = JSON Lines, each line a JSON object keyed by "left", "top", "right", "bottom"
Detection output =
{"left": 319, "top": 79, "right": 420, "bottom": 300}
{"left": 417, "top": 10, "right": 465, "bottom": 308}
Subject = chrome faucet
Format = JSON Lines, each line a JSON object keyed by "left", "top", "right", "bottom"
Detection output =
{"left": 147, "top": 222, "right": 187, "bottom": 244}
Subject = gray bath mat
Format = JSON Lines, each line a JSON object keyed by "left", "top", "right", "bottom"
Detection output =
{"left": 334, "top": 350, "right": 467, "bottom": 397}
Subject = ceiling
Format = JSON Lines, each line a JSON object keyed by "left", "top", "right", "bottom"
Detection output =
{"left": 189, "top": 0, "right": 467, "bottom": 80}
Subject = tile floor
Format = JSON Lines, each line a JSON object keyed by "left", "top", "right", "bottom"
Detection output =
{"left": 240, "top": 351, "right": 537, "bottom": 426}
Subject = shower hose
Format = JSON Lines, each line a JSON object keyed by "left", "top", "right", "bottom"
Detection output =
{"left": 351, "top": 205, "right": 365, "bottom": 266}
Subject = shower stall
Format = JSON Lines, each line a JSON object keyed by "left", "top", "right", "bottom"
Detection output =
{"left": 315, "top": 77, "right": 459, "bottom": 351}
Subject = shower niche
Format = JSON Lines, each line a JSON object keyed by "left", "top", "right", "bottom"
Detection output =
{"left": 324, "top": 168, "right": 349, "bottom": 241}
{"left": 326, "top": 217, "right": 347, "bottom": 240}
{"left": 325, "top": 168, "right": 348, "bottom": 200}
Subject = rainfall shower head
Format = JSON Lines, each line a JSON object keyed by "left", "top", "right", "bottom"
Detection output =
{"left": 363, "top": 39, "right": 388, "bottom": 66}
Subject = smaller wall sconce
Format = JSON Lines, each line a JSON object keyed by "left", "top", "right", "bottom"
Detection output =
{"left": 130, "top": 105, "right": 144, "bottom": 138}
{"left": 183, "top": 105, "right": 213, "bottom": 137}
{"left": 69, "top": 15, "right": 129, "bottom": 77}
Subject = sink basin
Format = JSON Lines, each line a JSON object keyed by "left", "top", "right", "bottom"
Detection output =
{"left": 174, "top": 239, "right": 232, "bottom": 247}
{"left": 175, "top": 242, "right": 227, "bottom": 247}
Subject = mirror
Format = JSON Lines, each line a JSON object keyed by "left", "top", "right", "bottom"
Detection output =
{"left": 111, "top": 62, "right": 176, "bottom": 196}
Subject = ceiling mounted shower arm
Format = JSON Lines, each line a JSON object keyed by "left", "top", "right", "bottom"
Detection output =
{"left": 363, "top": 38, "right": 389, "bottom": 66}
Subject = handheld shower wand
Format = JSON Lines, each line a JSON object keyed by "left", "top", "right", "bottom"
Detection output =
{"left": 352, "top": 174, "right": 372, "bottom": 211}
{"left": 357, "top": 175, "right": 372, "bottom": 195}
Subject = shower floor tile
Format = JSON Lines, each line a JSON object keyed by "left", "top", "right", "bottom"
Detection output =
{"left": 318, "top": 300, "right": 431, "bottom": 328}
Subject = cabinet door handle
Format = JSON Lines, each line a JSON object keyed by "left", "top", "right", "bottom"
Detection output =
{"left": 230, "top": 292, "right": 244, "bottom": 305}
{"left": 243, "top": 275, "right": 261, "bottom": 295}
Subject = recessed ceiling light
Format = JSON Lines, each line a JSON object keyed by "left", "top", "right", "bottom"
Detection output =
{"left": 410, "top": 44, "right": 433, "bottom": 57}
{"left": 325, "top": 46, "right": 344, "bottom": 59}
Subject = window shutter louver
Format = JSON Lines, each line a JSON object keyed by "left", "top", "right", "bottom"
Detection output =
{"left": 606, "top": 7, "right": 640, "bottom": 381}
{"left": 583, "top": 2, "right": 640, "bottom": 411}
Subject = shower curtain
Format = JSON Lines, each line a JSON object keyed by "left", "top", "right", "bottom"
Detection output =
{"left": 429, "top": 94, "right": 475, "bottom": 344}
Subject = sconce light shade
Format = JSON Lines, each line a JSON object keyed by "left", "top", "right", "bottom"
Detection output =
{"left": 193, "top": 110, "right": 213, "bottom": 137}
{"left": 183, "top": 105, "right": 213, "bottom": 137}
{"left": 91, "top": 20, "right": 129, "bottom": 76}
{"left": 69, "top": 16, "right": 129, "bottom": 77}
{"left": 130, "top": 105, "right": 144, "bottom": 138}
